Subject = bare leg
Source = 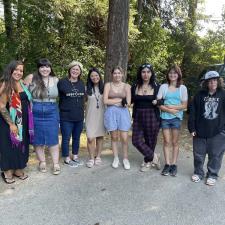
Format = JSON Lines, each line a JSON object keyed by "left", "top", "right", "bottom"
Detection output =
{"left": 96, "top": 137, "right": 103, "bottom": 158}
{"left": 162, "top": 129, "right": 171, "bottom": 165}
{"left": 111, "top": 131, "right": 119, "bottom": 158}
{"left": 87, "top": 138, "right": 96, "bottom": 160}
{"left": 120, "top": 131, "right": 129, "bottom": 159}
{"left": 171, "top": 129, "right": 180, "bottom": 164}
{"left": 49, "top": 144, "right": 60, "bottom": 165}
{"left": 35, "top": 146, "right": 46, "bottom": 163}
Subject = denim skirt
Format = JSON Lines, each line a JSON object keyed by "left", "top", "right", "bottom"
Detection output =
{"left": 32, "top": 102, "right": 59, "bottom": 146}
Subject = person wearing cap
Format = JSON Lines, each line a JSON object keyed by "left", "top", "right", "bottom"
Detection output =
{"left": 188, "top": 70, "right": 225, "bottom": 186}
{"left": 103, "top": 66, "right": 131, "bottom": 170}
{"left": 157, "top": 65, "right": 188, "bottom": 176}
{"left": 131, "top": 63, "right": 161, "bottom": 172}
{"left": 25, "top": 58, "right": 60, "bottom": 175}
{"left": 58, "top": 60, "right": 85, "bottom": 167}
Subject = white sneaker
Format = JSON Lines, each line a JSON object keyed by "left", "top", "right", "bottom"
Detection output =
{"left": 123, "top": 158, "right": 130, "bottom": 170}
{"left": 140, "top": 162, "right": 151, "bottom": 172}
{"left": 206, "top": 177, "right": 216, "bottom": 186}
{"left": 112, "top": 157, "right": 120, "bottom": 168}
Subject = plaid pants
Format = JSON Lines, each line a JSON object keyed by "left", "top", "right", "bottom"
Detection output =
{"left": 132, "top": 108, "right": 160, "bottom": 163}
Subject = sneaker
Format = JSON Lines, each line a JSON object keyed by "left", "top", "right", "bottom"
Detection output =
{"left": 191, "top": 174, "right": 201, "bottom": 183}
{"left": 86, "top": 159, "right": 95, "bottom": 168}
{"left": 170, "top": 164, "right": 177, "bottom": 177}
{"left": 161, "top": 164, "right": 170, "bottom": 176}
{"left": 123, "top": 159, "right": 130, "bottom": 170}
{"left": 64, "top": 160, "right": 78, "bottom": 168}
{"left": 112, "top": 157, "right": 120, "bottom": 168}
{"left": 151, "top": 153, "right": 161, "bottom": 170}
{"left": 140, "top": 162, "right": 151, "bottom": 172}
{"left": 206, "top": 177, "right": 216, "bottom": 186}
{"left": 72, "top": 158, "right": 84, "bottom": 166}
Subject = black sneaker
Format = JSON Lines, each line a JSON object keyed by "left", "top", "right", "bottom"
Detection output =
{"left": 170, "top": 164, "right": 177, "bottom": 176}
{"left": 161, "top": 164, "right": 170, "bottom": 176}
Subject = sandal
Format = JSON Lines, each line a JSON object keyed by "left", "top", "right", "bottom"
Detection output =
{"left": 39, "top": 161, "right": 47, "bottom": 173}
{"left": 1, "top": 172, "right": 15, "bottom": 184}
{"left": 14, "top": 173, "right": 28, "bottom": 180}
{"left": 86, "top": 159, "right": 95, "bottom": 168}
{"left": 191, "top": 174, "right": 201, "bottom": 183}
{"left": 53, "top": 164, "right": 61, "bottom": 175}
{"left": 94, "top": 157, "right": 102, "bottom": 166}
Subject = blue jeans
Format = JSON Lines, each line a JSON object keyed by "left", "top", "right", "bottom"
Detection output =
{"left": 60, "top": 120, "right": 83, "bottom": 157}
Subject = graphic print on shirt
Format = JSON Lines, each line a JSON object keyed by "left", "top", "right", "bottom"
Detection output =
{"left": 66, "top": 88, "right": 84, "bottom": 97}
{"left": 203, "top": 96, "right": 219, "bottom": 120}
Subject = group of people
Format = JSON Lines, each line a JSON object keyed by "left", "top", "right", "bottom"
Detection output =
{"left": 0, "top": 59, "right": 225, "bottom": 187}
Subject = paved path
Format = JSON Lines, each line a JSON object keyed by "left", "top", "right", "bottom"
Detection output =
{"left": 1, "top": 140, "right": 225, "bottom": 225}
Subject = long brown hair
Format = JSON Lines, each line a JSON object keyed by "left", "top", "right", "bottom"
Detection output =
{"left": 0, "top": 60, "right": 24, "bottom": 96}
{"left": 166, "top": 65, "right": 183, "bottom": 88}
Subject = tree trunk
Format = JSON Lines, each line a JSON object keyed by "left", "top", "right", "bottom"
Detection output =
{"left": 104, "top": 0, "right": 129, "bottom": 82}
{"left": 135, "top": 0, "right": 143, "bottom": 28}
{"left": 3, "top": 0, "right": 13, "bottom": 41}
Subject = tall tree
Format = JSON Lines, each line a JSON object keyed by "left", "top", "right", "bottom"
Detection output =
{"left": 3, "top": 0, "right": 13, "bottom": 41}
{"left": 105, "top": 0, "right": 130, "bottom": 81}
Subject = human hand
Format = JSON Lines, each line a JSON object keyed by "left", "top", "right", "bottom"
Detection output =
{"left": 169, "top": 108, "right": 179, "bottom": 115}
{"left": 152, "top": 100, "right": 157, "bottom": 105}
{"left": 9, "top": 124, "right": 18, "bottom": 135}
{"left": 121, "top": 98, "right": 127, "bottom": 107}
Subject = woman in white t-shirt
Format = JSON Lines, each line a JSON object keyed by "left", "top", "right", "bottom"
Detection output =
{"left": 157, "top": 65, "right": 188, "bottom": 176}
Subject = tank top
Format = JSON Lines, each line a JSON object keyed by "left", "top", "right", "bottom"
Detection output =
{"left": 108, "top": 82, "right": 126, "bottom": 99}
{"left": 31, "top": 76, "right": 58, "bottom": 102}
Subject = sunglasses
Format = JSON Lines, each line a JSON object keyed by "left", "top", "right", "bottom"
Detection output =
{"left": 141, "top": 64, "right": 152, "bottom": 69}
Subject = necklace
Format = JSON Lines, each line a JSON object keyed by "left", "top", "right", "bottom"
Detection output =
{"left": 93, "top": 88, "right": 100, "bottom": 109}
{"left": 142, "top": 84, "right": 149, "bottom": 95}
{"left": 112, "top": 82, "right": 122, "bottom": 87}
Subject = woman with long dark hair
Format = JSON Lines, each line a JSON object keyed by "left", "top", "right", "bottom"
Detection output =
{"left": 25, "top": 58, "right": 60, "bottom": 175}
{"left": 85, "top": 67, "right": 105, "bottom": 168}
{"left": 157, "top": 65, "right": 188, "bottom": 176}
{"left": 131, "top": 63, "right": 161, "bottom": 172}
{"left": 0, "top": 60, "right": 33, "bottom": 183}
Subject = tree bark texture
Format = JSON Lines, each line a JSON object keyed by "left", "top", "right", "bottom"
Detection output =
{"left": 3, "top": 0, "right": 14, "bottom": 41}
{"left": 105, "top": 0, "right": 129, "bottom": 82}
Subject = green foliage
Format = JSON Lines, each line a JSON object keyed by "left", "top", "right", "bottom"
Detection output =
{"left": 0, "top": 0, "right": 224, "bottom": 94}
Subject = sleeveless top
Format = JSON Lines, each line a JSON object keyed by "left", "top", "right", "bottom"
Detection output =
{"left": 108, "top": 83, "right": 126, "bottom": 98}
{"left": 108, "top": 82, "right": 126, "bottom": 107}
{"left": 30, "top": 76, "right": 58, "bottom": 102}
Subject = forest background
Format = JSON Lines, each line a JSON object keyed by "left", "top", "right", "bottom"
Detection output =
{"left": 0, "top": 0, "right": 225, "bottom": 95}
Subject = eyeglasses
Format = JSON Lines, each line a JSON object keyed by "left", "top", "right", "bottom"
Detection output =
{"left": 141, "top": 64, "right": 152, "bottom": 69}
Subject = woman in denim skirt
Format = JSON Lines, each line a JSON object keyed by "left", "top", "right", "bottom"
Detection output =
{"left": 157, "top": 65, "right": 188, "bottom": 176}
{"left": 103, "top": 66, "right": 131, "bottom": 170}
{"left": 25, "top": 58, "right": 60, "bottom": 175}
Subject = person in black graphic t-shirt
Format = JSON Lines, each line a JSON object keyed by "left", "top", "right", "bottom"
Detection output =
{"left": 58, "top": 61, "right": 85, "bottom": 167}
{"left": 188, "top": 71, "right": 225, "bottom": 186}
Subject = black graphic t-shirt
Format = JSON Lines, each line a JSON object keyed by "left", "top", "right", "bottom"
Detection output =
{"left": 188, "top": 89, "right": 225, "bottom": 138}
{"left": 58, "top": 78, "right": 85, "bottom": 121}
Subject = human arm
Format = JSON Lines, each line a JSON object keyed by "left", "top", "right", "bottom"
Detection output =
{"left": 0, "top": 94, "right": 18, "bottom": 134}
{"left": 125, "top": 83, "right": 131, "bottom": 106}
{"left": 103, "top": 83, "right": 122, "bottom": 105}
{"left": 24, "top": 74, "right": 33, "bottom": 86}
{"left": 164, "top": 101, "right": 188, "bottom": 110}
{"left": 188, "top": 96, "right": 197, "bottom": 136}
{"left": 159, "top": 105, "right": 179, "bottom": 115}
